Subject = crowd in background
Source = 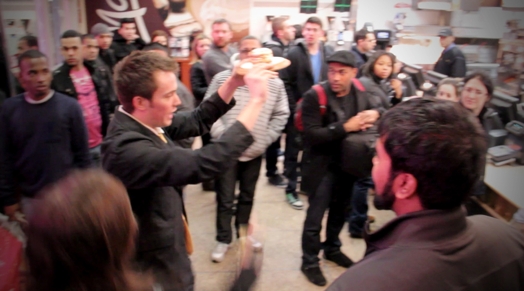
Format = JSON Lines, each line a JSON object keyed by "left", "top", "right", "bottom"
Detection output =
{"left": 0, "top": 14, "right": 523, "bottom": 291}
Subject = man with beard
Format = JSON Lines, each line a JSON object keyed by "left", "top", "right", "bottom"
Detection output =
{"left": 300, "top": 51, "right": 382, "bottom": 286}
{"left": 327, "top": 98, "right": 524, "bottom": 291}
{"left": 202, "top": 19, "right": 238, "bottom": 84}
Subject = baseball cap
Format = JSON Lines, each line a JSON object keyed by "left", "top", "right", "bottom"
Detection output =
{"left": 326, "top": 50, "right": 357, "bottom": 67}
{"left": 438, "top": 28, "right": 453, "bottom": 37}
{"left": 91, "top": 23, "right": 113, "bottom": 37}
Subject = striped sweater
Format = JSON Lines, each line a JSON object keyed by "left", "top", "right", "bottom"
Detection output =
{"left": 204, "top": 70, "right": 289, "bottom": 161}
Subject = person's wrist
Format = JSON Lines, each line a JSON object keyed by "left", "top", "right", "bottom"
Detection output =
{"left": 227, "top": 76, "right": 243, "bottom": 88}
{"left": 248, "top": 96, "right": 265, "bottom": 105}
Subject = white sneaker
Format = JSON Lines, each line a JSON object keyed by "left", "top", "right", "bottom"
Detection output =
{"left": 286, "top": 193, "right": 304, "bottom": 210}
{"left": 211, "top": 242, "right": 229, "bottom": 263}
{"left": 248, "top": 236, "right": 263, "bottom": 252}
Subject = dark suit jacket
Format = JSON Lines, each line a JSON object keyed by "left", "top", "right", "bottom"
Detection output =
{"left": 102, "top": 92, "right": 253, "bottom": 290}
{"left": 301, "top": 81, "right": 383, "bottom": 194}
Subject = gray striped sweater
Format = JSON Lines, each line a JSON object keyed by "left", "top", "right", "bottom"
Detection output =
{"left": 204, "top": 70, "right": 289, "bottom": 161}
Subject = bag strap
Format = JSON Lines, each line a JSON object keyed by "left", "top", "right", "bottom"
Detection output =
{"left": 312, "top": 84, "right": 327, "bottom": 115}
{"left": 352, "top": 78, "right": 366, "bottom": 92}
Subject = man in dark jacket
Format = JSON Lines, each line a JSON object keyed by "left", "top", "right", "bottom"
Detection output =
{"left": 350, "top": 29, "right": 376, "bottom": 78}
{"left": 433, "top": 28, "right": 466, "bottom": 77}
{"left": 300, "top": 51, "right": 383, "bottom": 286}
{"left": 82, "top": 33, "right": 118, "bottom": 109}
{"left": 328, "top": 98, "right": 524, "bottom": 291}
{"left": 1, "top": 50, "right": 90, "bottom": 221}
{"left": 91, "top": 23, "right": 117, "bottom": 73}
{"left": 52, "top": 30, "right": 113, "bottom": 166}
{"left": 263, "top": 16, "right": 295, "bottom": 188}
{"left": 110, "top": 18, "right": 146, "bottom": 62}
{"left": 102, "top": 51, "right": 275, "bottom": 291}
{"left": 282, "top": 16, "right": 334, "bottom": 209}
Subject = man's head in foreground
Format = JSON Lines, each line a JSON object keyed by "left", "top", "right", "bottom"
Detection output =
{"left": 372, "top": 98, "right": 487, "bottom": 215}
{"left": 113, "top": 51, "right": 180, "bottom": 128}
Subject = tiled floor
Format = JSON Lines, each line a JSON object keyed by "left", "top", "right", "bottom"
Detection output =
{"left": 185, "top": 159, "right": 396, "bottom": 291}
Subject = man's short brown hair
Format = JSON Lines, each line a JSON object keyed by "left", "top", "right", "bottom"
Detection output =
{"left": 114, "top": 50, "right": 177, "bottom": 113}
{"left": 272, "top": 16, "right": 288, "bottom": 34}
{"left": 304, "top": 16, "right": 323, "bottom": 29}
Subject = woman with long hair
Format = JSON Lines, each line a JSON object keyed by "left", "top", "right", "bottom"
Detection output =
{"left": 359, "top": 50, "right": 403, "bottom": 109}
{"left": 26, "top": 169, "right": 260, "bottom": 291}
{"left": 190, "top": 34, "right": 211, "bottom": 106}
{"left": 26, "top": 170, "right": 154, "bottom": 291}
{"left": 151, "top": 30, "right": 169, "bottom": 47}
{"left": 460, "top": 71, "right": 503, "bottom": 132}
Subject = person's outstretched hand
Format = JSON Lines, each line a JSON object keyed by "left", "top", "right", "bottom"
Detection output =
{"left": 243, "top": 64, "right": 277, "bottom": 104}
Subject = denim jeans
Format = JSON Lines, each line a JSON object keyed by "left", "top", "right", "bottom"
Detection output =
{"left": 302, "top": 168, "right": 357, "bottom": 267}
{"left": 348, "top": 177, "right": 374, "bottom": 236}
{"left": 215, "top": 157, "right": 262, "bottom": 243}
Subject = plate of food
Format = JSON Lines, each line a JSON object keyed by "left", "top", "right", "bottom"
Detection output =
{"left": 234, "top": 48, "right": 291, "bottom": 75}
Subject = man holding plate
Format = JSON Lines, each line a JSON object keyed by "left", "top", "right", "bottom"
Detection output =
{"left": 204, "top": 35, "right": 290, "bottom": 263}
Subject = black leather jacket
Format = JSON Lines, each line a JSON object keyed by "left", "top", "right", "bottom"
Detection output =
{"left": 51, "top": 62, "right": 113, "bottom": 136}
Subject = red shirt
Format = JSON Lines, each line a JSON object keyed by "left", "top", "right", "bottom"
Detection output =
{"left": 70, "top": 67, "right": 103, "bottom": 148}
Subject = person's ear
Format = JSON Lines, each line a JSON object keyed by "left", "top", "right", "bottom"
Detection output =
{"left": 132, "top": 96, "right": 149, "bottom": 112}
{"left": 351, "top": 67, "right": 358, "bottom": 78}
{"left": 392, "top": 173, "right": 418, "bottom": 200}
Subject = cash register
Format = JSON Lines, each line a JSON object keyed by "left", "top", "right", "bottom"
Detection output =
{"left": 488, "top": 120, "right": 524, "bottom": 166}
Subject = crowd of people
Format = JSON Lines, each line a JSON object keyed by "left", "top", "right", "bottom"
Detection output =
{"left": 0, "top": 15, "right": 523, "bottom": 291}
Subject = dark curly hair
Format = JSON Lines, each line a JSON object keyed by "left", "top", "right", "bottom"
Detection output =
{"left": 378, "top": 98, "right": 487, "bottom": 210}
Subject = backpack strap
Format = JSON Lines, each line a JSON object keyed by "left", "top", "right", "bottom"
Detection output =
{"left": 312, "top": 84, "right": 327, "bottom": 115}
{"left": 352, "top": 78, "right": 366, "bottom": 92}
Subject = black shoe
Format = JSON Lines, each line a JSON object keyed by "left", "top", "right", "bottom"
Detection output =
{"left": 324, "top": 251, "right": 354, "bottom": 268}
{"left": 268, "top": 174, "right": 287, "bottom": 188}
{"left": 300, "top": 265, "right": 327, "bottom": 286}
{"left": 277, "top": 149, "right": 284, "bottom": 156}
{"left": 350, "top": 232, "right": 364, "bottom": 239}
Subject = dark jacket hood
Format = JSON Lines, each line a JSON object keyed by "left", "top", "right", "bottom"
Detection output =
{"left": 264, "top": 34, "right": 284, "bottom": 48}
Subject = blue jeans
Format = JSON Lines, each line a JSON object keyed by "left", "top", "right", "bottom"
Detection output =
{"left": 348, "top": 177, "right": 374, "bottom": 235}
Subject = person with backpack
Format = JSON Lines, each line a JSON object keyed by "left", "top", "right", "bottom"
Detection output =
{"left": 263, "top": 16, "right": 295, "bottom": 188}
{"left": 299, "top": 51, "right": 383, "bottom": 286}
